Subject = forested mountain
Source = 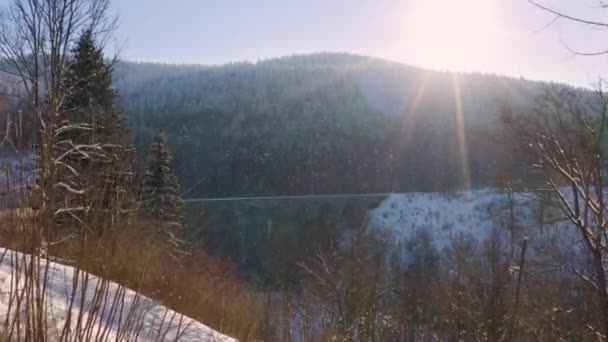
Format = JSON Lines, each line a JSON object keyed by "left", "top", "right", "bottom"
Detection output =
{"left": 41, "top": 54, "right": 599, "bottom": 196}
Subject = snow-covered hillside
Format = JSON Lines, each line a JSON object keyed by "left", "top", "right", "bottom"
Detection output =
{"left": 0, "top": 248, "right": 235, "bottom": 342}
{"left": 368, "top": 189, "right": 577, "bottom": 255}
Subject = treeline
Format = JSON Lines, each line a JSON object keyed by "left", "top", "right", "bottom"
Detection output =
{"left": 1, "top": 53, "right": 586, "bottom": 197}
{"left": 112, "top": 53, "right": 580, "bottom": 197}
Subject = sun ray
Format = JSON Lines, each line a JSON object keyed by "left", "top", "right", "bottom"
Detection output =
{"left": 388, "top": 71, "right": 431, "bottom": 191}
{"left": 451, "top": 73, "right": 472, "bottom": 190}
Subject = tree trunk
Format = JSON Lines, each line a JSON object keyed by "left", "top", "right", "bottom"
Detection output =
{"left": 593, "top": 250, "right": 608, "bottom": 337}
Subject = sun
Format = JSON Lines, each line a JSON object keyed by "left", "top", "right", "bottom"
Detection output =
{"left": 404, "top": 0, "right": 497, "bottom": 71}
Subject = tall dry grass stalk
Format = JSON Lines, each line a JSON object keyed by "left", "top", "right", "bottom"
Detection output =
{"left": 0, "top": 174, "right": 204, "bottom": 341}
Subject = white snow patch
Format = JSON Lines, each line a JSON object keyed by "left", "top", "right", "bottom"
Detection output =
{"left": 0, "top": 248, "right": 236, "bottom": 341}
{"left": 368, "top": 189, "right": 578, "bottom": 254}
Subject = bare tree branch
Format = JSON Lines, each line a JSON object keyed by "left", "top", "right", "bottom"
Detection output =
{"left": 529, "top": 1, "right": 608, "bottom": 55}
{"left": 529, "top": 1, "right": 608, "bottom": 28}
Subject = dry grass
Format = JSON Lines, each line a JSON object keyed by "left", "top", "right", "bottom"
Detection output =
{"left": 148, "top": 248, "right": 269, "bottom": 341}
{"left": 0, "top": 212, "right": 190, "bottom": 341}
{"left": 0, "top": 205, "right": 267, "bottom": 341}
{"left": 44, "top": 221, "right": 269, "bottom": 341}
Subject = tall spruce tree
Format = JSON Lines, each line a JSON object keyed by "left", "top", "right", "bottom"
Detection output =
{"left": 56, "top": 29, "right": 133, "bottom": 226}
{"left": 62, "top": 29, "right": 124, "bottom": 146}
{"left": 142, "top": 131, "right": 183, "bottom": 230}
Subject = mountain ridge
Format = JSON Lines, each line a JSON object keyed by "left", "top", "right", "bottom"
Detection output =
{"left": 115, "top": 52, "right": 589, "bottom": 90}
{"left": 111, "top": 52, "right": 584, "bottom": 197}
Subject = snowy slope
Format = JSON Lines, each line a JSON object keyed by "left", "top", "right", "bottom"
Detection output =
{"left": 0, "top": 248, "right": 236, "bottom": 342}
{"left": 368, "top": 189, "right": 578, "bottom": 254}
{"left": 369, "top": 190, "right": 520, "bottom": 246}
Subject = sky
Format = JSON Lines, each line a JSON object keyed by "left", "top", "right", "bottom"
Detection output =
{"left": 2, "top": 0, "right": 608, "bottom": 87}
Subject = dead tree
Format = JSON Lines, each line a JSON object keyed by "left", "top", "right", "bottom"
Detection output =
{"left": 503, "top": 85, "right": 608, "bottom": 337}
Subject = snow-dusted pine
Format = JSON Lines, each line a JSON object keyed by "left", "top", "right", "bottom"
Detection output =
{"left": 141, "top": 132, "right": 184, "bottom": 230}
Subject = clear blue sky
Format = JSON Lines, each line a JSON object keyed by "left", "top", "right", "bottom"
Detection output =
{"left": 2, "top": 0, "right": 608, "bottom": 87}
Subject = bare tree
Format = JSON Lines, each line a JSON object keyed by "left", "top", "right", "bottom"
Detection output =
{"left": 0, "top": 2, "right": 123, "bottom": 339}
{"left": 0, "top": 0, "right": 117, "bottom": 241}
{"left": 503, "top": 85, "right": 608, "bottom": 337}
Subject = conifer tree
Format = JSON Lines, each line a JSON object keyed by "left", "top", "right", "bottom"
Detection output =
{"left": 142, "top": 131, "right": 183, "bottom": 230}
{"left": 64, "top": 30, "right": 114, "bottom": 121}
{"left": 56, "top": 29, "right": 133, "bottom": 225}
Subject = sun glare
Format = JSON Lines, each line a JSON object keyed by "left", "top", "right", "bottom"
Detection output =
{"left": 405, "top": 0, "right": 496, "bottom": 71}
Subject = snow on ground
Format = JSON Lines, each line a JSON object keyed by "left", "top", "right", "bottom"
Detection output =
{"left": 367, "top": 189, "right": 578, "bottom": 254}
{"left": 0, "top": 248, "right": 236, "bottom": 342}
{"left": 369, "top": 190, "right": 519, "bottom": 246}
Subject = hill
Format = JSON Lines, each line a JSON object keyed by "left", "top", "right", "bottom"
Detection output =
{"left": 2, "top": 53, "right": 588, "bottom": 197}
{"left": 112, "top": 53, "right": 586, "bottom": 198}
